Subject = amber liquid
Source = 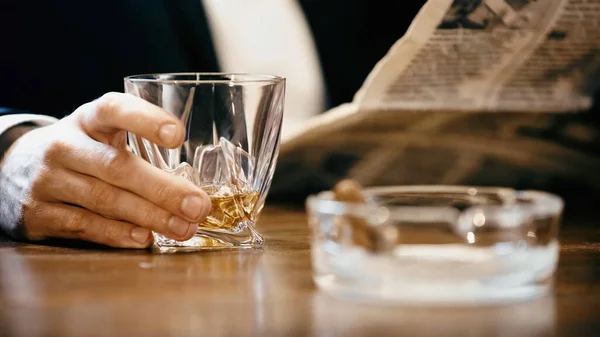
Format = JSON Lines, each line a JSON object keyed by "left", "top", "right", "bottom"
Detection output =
{"left": 200, "top": 189, "right": 260, "bottom": 231}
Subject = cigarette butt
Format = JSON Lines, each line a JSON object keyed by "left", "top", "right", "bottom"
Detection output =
{"left": 333, "top": 179, "right": 377, "bottom": 251}
{"left": 334, "top": 179, "right": 366, "bottom": 203}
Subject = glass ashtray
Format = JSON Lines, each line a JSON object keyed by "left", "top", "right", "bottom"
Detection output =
{"left": 306, "top": 185, "right": 563, "bottom": 306}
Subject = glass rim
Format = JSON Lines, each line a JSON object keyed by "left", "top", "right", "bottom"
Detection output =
{"left": 124, "top": 72, "right": 285, "bottom": 85}
{"left": 306, "top": 185, "right": 564, "bottom": 225}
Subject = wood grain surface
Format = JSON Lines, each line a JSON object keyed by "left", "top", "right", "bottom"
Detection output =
{"left": 1, "top": 206, "right": 599, "bottom": 337}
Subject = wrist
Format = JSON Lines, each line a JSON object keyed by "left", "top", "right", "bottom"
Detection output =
{"left": 0, "top": 123, "right": 38, "bottom": 163}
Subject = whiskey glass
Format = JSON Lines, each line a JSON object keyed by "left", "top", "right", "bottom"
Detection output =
{"left": 307, "top": 185, "right": 563, "bottom": 305}
{"left": 125, "top": 73, "right": 285, "bottom": 253}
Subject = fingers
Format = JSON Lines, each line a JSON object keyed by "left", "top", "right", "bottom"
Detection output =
{"left": 54, "top": 136, "right": 211, "bottom": 224}
{"left": 75, "top": 92, "right": 185, "bottom": 149}
{"left": 28, "top": 202, "right": 153, "bottom": 249}
{"left": 47, "top": 169, "right": 198, "bottom": 241}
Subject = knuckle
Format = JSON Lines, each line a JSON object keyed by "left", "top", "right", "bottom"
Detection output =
{"left": 138, "top": 205, "right": 162, "bottom": 227}
{"left": 22, "top": 229, "right": 44, "bottom": 241}
{"left": 29, "top": 167, "right": 53, "bottom": 197}
{"left": 96, "top": 92, "right": 122, "bottom": 117}
{"left": 151, "top": 182, "right": 175, "bottom": 205}
{"left": 20, "top": 201, "right": 46, "bottom": 241}
{"left": 44, "top": 140, "right": 71, "bottom": 161}
{"left": 102, "top": 150, "right": 133, "bottom": 182}
{"left": 88, "top": 182, "right": 115, "bottom": 212}
{"left": 102, "top": 222, "right": 126, "bottom": 243}
{"left": 64, "top": 211, "right": 88, "bottom": 233}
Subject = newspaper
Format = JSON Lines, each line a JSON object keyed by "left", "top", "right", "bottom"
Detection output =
{"left": 271, "top": 0, "right": 600, "bottom": 204}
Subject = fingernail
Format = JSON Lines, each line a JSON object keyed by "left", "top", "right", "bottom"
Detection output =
{"left": 131, "top": 227, "right": 151, "bottom": 244}
{"left": 181, "top": 195, "right": 209, "bottom": 220}
{"left": 168, "top": 216, "right": 191, "bottom": 237}
{"left": 159, "top": 123, "right": 178, "bottom": 144}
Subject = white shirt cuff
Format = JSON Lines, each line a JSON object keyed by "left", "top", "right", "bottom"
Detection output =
{"left": 0, "top": 114, "right": 59, "bottom": 136}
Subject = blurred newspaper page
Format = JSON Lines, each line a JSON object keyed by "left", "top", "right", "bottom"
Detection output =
{"left": 356, "top": 0, "right": 598, "bottom": 113}
{"left": 273, "top": 0, "right": 600, "bottom": 202}
{"left": 281, "top": 0, "right": 600, "bottom": 147}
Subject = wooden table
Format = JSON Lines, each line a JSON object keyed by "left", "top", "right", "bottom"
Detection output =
{"left": 1, "top": 206, "right": 600, "bottom": 336}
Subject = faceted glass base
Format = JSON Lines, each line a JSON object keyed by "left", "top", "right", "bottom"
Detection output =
{"left": 151, "top": 222, "right": 264, "bottom": 253}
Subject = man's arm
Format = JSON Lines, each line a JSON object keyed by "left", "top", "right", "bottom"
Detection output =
{"left": 1, "top": 93, "right": 213, "bottom": 248}
{"left": 0, "top": 112, "right": 59, "bottom": 162}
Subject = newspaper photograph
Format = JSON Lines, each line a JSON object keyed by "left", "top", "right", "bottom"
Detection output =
{"left": 272, "top": 0, "right": 600, "bottom": 207}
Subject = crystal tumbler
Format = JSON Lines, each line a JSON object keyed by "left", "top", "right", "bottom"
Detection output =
{"left": 307, "top": 185, "right": 563, "bottom": 305}
{"left": 125, "top": 73, "right": 285, "bottom": 253}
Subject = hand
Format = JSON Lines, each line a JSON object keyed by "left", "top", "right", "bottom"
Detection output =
{"left": 0, "top": 92, "right": 211, "bottom": 248}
